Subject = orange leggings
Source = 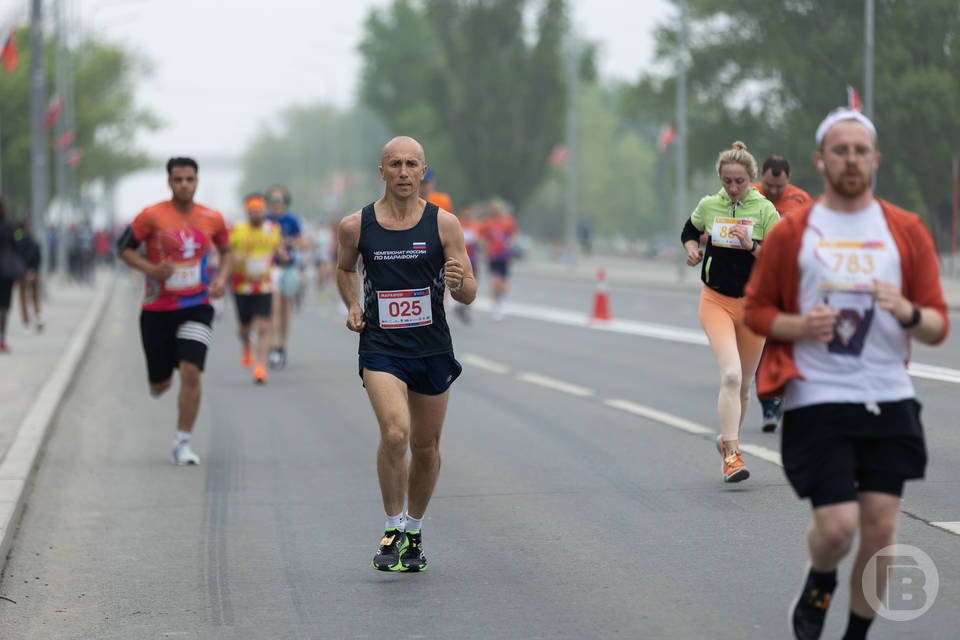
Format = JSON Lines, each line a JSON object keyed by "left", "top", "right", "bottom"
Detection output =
{"left": 698, "top": 286, "right": 766, "bottom": 441}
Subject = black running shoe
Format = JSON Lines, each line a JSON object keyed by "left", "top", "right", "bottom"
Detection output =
{"left": 761, "top": 397, "right": 783, "bottom": 433}
{"left": 790, "top": 568, "right": 835, "bottom": 639}
{"left": 371, "top": 529, "right": 403, "bottom": 571}
{"left": 399, "top": 530, "right": 427, "bottom": 572}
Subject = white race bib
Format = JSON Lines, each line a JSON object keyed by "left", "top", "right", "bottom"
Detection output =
{"left": 377, "top": 288, "right": 432, "bottom": 329}
{"left": 245, "top": 256, "right": 271, "bottom": 277}
{"left": 711, "top": 217, "right": 754, "bottom": 249}
{"left": 165, "top": 261, "right": 202, "bottom": 291}
{"left": 816, "top": 240, "right": 886, "bottom": 292}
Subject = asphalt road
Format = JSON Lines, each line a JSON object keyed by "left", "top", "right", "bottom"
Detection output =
{"left": 1, "top": 270, "right": 957, "bottom": 639}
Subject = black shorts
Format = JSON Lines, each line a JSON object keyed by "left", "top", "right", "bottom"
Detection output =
{"left": 233, "top": 292, "right": 272, "bottom": 326}
{"left": 488, "top": 258, "right": 510, "bottom": 278}
{"left": 139, "top": 305, "right": 214, "bottom": 384}
{"left": 781, "top": 400, "right": 927, "bottom": 507}
{"left": 358, "top": 352, "right": 462, "bottom": 395}
{"left": 0, "top": 278, "right": 12, "bottom": 310}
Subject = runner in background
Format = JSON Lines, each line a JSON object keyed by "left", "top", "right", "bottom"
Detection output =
{"left": 479, "top": 198, "right": 516, "bottom": 322}
{"left": 117, "top": 157, "right": 232, "bottom": 465}
{"left": 455, "top": 203, "right": 481, "bottom": 324}
{"left": 419, "top": 167, "right": 453, "bottom": 213}
{"left": 266, "top": 185, "right": 304, "bottom": 369}
{"left": 229, "top": 194, "right": 287, "bottom": 384}
{"left": 753, "top": 156, "right": 814, "bottom": 432}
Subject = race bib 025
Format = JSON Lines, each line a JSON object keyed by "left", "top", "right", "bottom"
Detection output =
{"left": 377, "top": 288, "right": 433, "bottom": 329}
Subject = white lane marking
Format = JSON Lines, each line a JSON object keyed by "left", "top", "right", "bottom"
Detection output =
{"left": 516, "top": 373, "right": 594, "bottom": 397}
{"left": 473, "top": 297, "right": 960, "bottom": 384}
{"left": 929, "top": 522, "right": 960, "bottom": 536}
{"left": 908, "top": 363, "right": 960, "bottom": 384}
{"left": 604, "top": 399, "right": 712, "bottom": 435}
{"left": 739, "top": 444, "right": 783, "bottom": 467}
{"left": 459, "top": 353, "right": 511, "bottom": 375}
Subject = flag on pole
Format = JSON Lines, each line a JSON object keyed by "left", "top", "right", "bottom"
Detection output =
{"left": 548, "top": 144, "right": 568, "bottom": 166}
{"left": 1, "top": 28, "right": 17, "bottom": 74}
{"left": 44, "top": 96, "right": 64, "bottom": 131}
{"left": 52, "top": 129, "right": 74, "bottom": 151}
{"left": 846, "top": 85, "right": 862, "bottom": 112}
{"left": 657, "top": 124, "right": 676, "bottom": 151}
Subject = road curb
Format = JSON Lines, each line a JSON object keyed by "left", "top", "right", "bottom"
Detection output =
{"left": 0, "top": 274, "right": 116, "bottom": 573}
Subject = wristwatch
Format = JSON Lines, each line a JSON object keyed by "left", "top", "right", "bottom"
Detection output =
{"left": 899, "top": 304, "right": 921, "bottom": 329}
{"left": 449, "top": 278, "right": 464, "bottom": 292}
{"left": 750, "top": 239, "right": 759, "bottom": 253}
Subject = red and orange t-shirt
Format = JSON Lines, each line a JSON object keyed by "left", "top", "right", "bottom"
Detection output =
{"left": 130, "top": 200, "right": 229, "bottom": 311}
{"left": 480, "top": 215, "right": 517, "bottom": 261}
{"left": 754, "top": 182, "right": 813, "bottom": 218}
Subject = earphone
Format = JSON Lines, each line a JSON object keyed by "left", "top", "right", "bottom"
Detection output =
{"left": 817, "top": 160, "right": 825, "bottom": 170}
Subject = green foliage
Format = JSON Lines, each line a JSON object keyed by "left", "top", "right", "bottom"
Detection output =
{"left": 237, "top": 104, "right": 390, "bottom": 221}
{"left": 358, "top": 0, "right": 573, "bottom": 209}
{"left": 622, "top": 0, "right": 960, "bottom": 227}
{"left": 0, "top": 27, "right": 158, "bottom": 214}
{"left": 523, "top": 85, "right": 662, "bottom": 239}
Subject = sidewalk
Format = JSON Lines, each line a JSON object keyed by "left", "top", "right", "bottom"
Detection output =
{"left": 0, "top": 271, "right": 114, "bottom": 570}
{"left": 515, "top": 249, "right": 960, "bottom": 309}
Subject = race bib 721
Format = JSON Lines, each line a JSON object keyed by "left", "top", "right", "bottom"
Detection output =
{"left": 165, "top": 261, "right": 202, "bottom": 291}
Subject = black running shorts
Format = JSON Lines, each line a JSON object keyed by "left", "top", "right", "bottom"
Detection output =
{"left": 359, "top": 352, "right": 462, "bottom": 395}
{"left": 139, "top": 305, "right": 215, "bottom": 384}
{"left": 781, "top": 399, "right": 927, "bottom": 508}
{"left": 233, "top": 292, "right": 272, "bottom": 326}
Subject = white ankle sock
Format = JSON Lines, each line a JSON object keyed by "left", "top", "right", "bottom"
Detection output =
{"left": 404, "top": 514, "right": 423, "bottom": 533}
{"left": 385, "top": 513, "right": 404, "bottom": 532}
{"left": 174, "top": 431, "right": 191, "bottom": 445}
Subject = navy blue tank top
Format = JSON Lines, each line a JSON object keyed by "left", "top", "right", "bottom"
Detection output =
{"left": 357, "top": 202, "right": 453, "bottom": 357}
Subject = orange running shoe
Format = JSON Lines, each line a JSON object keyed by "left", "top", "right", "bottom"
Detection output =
{"left": 253, "top": 363, "right": 267, "bottom": 384}
{"left": 241, "top": 344, "right": 253, "bottom": 368}
{"left": 716, "top": 434, "right": 750, "bottom": 483}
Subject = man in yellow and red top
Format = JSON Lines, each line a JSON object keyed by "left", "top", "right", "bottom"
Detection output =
{"left": 117, "top": 157, "right": 232, "bottom": 466}
{"left": 744, "top": 109, "right": 948, "bottom": 640}
{"left": 229, "top": 193, "right": 287, "bottom": 384}
{"left": 752, "top": 155, "right": 815, "bottom": 432}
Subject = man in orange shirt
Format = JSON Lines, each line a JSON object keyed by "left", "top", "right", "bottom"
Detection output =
{"left": 753, "top": 155, "right": 814, "bottom": 432}
{"left": 755, "top": 155, "right": 813, "bottom": 218}
{"left": 479, "top": 198, "right": 517, "bottom": 321}
{"left": 419, "top": 167, "right": 453, "bottom": 213}
{"left": 117, "top": 157, "right": 232, "bottom": 465}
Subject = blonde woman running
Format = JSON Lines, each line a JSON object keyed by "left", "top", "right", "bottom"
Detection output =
{"left": 681, "top": 142, "right": 780, "bottom": 482}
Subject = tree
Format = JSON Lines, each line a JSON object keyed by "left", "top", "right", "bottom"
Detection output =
{"left": 358, "top": 0, "right": 575, "bottom": 210}
{"left": 622, "top": 0, "right": 960, "bottom": 237}
{"left": 0, "top": 27, "right": 158, "bottom": 215}
{"left": 238, "top": 104, "right": 390, "bottom": 221}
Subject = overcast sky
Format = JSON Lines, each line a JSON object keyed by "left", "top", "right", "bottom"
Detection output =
{"left": 1, "top": 0, "right": 671, "bottom": 217}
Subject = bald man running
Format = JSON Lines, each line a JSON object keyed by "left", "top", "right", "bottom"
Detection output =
{"left": 337, "top": 136, "right": 477, "bottom": 572}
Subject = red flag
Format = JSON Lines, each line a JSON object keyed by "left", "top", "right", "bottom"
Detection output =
{"left": 44, "top": 96, "right": 63, "bottom": 131}
{"left": 846, "top": 85, "right": 862, "bottom": 112}
{"left": 1, "top": 28, "right": 17, "bottom": 74}
{"left": 548, "top": 145, "right": 568, "bottom": 166}
{"left": 52, "top": 129, "right": 74, "bottom": 151}
{"left": 657, "top": 124, "right": 676, "bottom": 151}
{"left": 66, "top": 148, "right": 82, "bottom": 166}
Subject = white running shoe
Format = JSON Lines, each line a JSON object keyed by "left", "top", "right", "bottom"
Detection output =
{"left": 171, "top": 441, "right": 200, "bottom": 465}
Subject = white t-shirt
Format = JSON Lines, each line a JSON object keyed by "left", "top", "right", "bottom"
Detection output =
{"left": 785, "top": 202, "right": 914, "bottom": 410}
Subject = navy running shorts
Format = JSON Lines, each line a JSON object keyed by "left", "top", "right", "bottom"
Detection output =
{"left": 358, "top": 352, "right": 462, "bottom": 395}
{"left": 781, "top": 399, "right": 927, "bottom": 508}
{"left": 488, "top": 258, "right": 510, "bottom": 278}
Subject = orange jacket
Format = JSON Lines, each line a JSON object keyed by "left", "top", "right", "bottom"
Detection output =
{"left": 743, "top": 199, "right": 949, "bottom": 398}
{"left": 753, "top": 182, "right": 813, "bottom": 218}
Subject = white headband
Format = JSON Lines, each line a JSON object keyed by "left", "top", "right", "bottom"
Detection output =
{"left": 815, "top": 107, "right": 877, "bottom": 146}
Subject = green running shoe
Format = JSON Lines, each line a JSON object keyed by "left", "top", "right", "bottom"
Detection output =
{"left": 371, "top": 529, "right": 403, "bottom": 571}
{"left": 399, "top": 530, "right": 427, "bottom": 572}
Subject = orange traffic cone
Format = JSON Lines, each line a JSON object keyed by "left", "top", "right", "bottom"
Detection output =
{"left": 589, "top": 268, "right": 613, "bottom": 322}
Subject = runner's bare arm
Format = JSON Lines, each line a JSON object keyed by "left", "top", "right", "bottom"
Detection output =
{"left": 768, "top": 305, "right": 839, "bottom": 343}
{"left": 210, "top": 243, "right": 232, "bottom": 299}
{"left": 873, "top": 279, "right": 947, "bottom": 345}
{"left": 117, "top": 247, "right": 174, "bottom": 281}
{"left": 337, "top": 212, "right": 366, "bottom": 332}
{"left": 438, "top": 210, "right": 477, "bottom": 305}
